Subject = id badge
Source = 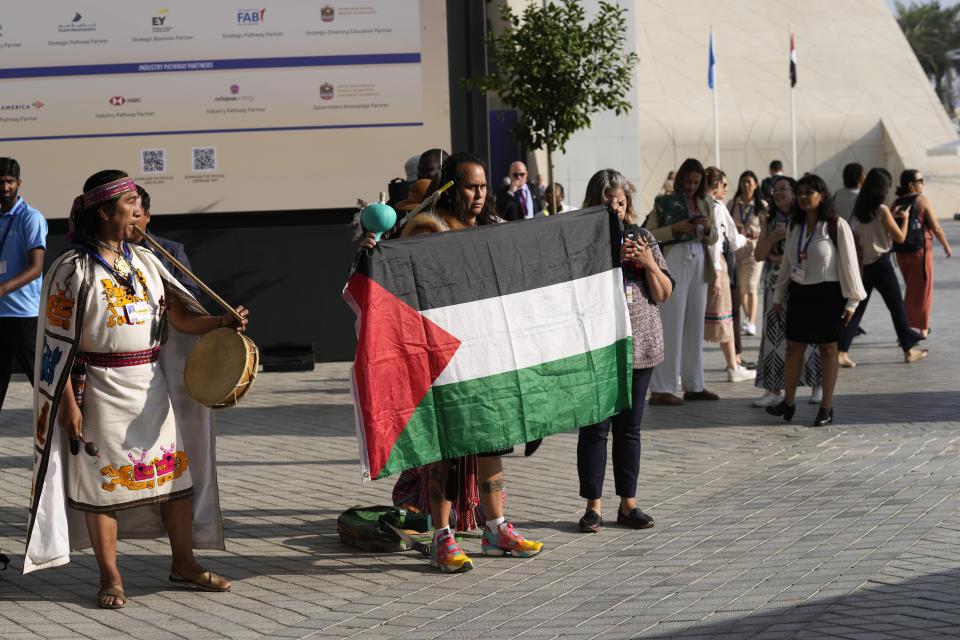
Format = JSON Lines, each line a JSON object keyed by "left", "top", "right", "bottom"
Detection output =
{"left": 0, "top": 260, "right": 6, "bottom": 276}
{"left": 625, "top": 283, "right": 634, "bottom": 306}
{"left": 790, "top": 265, "right": 806, "bottom": 284}
{"left": 123, "top": 301, "right": 153, "bottom": 325}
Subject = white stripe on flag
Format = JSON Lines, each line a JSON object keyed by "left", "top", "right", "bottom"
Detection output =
{"left": 424, "top": 269, "right": 631, "bottom": 386}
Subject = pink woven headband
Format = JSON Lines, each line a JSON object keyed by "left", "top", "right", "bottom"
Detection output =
{"left": 82, "top": 177, "right": 137, "bottom": 209}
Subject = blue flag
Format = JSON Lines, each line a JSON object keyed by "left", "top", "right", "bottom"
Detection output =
{"left": 708, "top": 31, "right": 716, "bottom": 89}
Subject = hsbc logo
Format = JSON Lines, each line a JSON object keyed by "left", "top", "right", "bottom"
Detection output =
{"left": 109, "top": 96, "right": 142, "bottom": 106}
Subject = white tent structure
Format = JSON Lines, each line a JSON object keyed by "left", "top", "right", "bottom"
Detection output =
{"left": 526, "top": 0, "right": 960, "bottom": 214}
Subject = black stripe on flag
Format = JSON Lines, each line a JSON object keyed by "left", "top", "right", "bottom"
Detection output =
{"left": 354, "top": 206, "right": 621, "bottom": 311}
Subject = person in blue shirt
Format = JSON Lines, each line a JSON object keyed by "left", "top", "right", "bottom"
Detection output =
{"left": 0, "top": 158, "right": 48, "bottom": 410}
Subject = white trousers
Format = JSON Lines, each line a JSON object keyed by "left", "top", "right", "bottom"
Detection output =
{"left": 651, "top": 245, "right": 707, "bottom": 394}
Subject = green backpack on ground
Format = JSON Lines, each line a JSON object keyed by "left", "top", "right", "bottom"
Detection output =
{"left": 336, "top": 505, "right": 430, "bottom": 553}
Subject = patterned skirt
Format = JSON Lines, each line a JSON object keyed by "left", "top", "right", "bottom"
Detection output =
{"left": 754, "top": 264, "right": 823, "bottom": 392}
{"left": 704, "top": 260, "right": 734, "bottom": 343}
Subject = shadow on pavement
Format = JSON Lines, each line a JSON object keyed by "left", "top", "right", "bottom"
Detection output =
{"left": 638, "top": 566, "right": 960, "bottom": 638}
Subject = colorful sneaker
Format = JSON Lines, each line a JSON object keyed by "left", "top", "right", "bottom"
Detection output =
{"left": 481, "top": 522, "right": 543, "bottom": 558}
{"left": 429, "top": 531, "right": 473, "bottom": 573}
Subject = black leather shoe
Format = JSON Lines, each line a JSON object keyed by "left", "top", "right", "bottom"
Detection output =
{"left": 578, "top": 509, "right": 603, "bottom": 533}
{"left": 813, "top": 407, "right": 833, "bottom": 427}
{"left": 524, "top": 438, "right": 543, "bottom": 457}
{"left": 766, "top": 400, "right": 796, "bottom": 422}
{"left": 617, "top": 507, "right": 655, "bottom": 529}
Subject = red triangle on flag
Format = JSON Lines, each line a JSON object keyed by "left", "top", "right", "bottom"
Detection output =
{"left": 345, "top": 272, "right": 461, "bottom": 479}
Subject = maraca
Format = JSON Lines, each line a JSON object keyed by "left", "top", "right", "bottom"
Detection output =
{"left": 360, "top": 192, "right": 397, "bottom": 242}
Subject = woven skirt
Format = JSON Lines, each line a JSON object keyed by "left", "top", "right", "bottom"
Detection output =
{"left": 785, "top": 281, "right": 845, "bottom": 344}
{"left": 704, "top": 260, "right": 734, "bottom": 343}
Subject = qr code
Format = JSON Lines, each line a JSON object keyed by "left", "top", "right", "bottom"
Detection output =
{"left": 192, "top": 147, "right": 217, "bottom": 172}
{"left": 141, "top": 148, "right": 166, "bottom": 174}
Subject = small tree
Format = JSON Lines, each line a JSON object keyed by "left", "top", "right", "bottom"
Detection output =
{"left": 896, "top": 0, "right": 960, "bottom": 117}
{"left": 471, "top": 0, "right": 638, "bottom": 212}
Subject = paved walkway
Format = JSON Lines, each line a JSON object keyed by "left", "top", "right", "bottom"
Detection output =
{"left": 1, "top": 223, "right": 958, "bottom": 640}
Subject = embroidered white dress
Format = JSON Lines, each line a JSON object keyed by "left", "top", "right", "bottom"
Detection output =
{"left": 65, "top": 250, "right": 193, "bottom": 511}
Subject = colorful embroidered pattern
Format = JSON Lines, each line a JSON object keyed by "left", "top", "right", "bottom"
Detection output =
{"left": 82, "top": 177, "right": 137, "bottom": 209}
{"left": 101, "top": 270, "right": 151, "bottom": 328}
{"left": 40, "top": 341, "right": 63, "bottom": 384}
{"left": 36, "top": 402, "right": 50, "bottom": 447}
{"left": 46, "top": 286, "right": 75, "bottom": 330}
{"left": 100, "top": 446, "right": 188, "bottom": 492}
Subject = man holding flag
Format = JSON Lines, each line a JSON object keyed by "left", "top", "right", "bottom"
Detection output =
{"left": 346, "top": 152, "right": 635, "bottom": 573}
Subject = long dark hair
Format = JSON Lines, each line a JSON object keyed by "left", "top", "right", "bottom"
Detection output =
{"left": 731, "top": 170, "right": 765, "bottom": 213}
{"left": 673, "top": 158, "right": 706, "bottom": 201}
{"left": 770, "top": 175, "right": 798, "bottom": 217}
{"left": 433, "top": 152, "right": 497, "bottom": 225}
{"left": 852, "top": 168, "right": 891, "bottom": 224}
{"left": 791, "top": 174, "right": 832, "bottom": 228}
{"left": 71, "top": 169, "right": 129, "bottom": 247}
{"left": 895, "top": 169, "right": 920, "bottom": 197}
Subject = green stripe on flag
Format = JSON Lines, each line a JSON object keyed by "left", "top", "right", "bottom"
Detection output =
{"left": 378, "top": 338, "right": 633, "bottom": 478}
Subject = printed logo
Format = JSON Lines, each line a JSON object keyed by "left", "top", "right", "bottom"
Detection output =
{"left": 0, "top": 103, "right": 35, "bottom": 111}
{"left": 319, "top": 83, "right": 334, "bottom": 100}
{"left": 214, "top": 85, "right": 253, "bottom": 103}
{"left": 152, "top": 8, "right": 172, "bottom": 33}
{"left": 32, "top": 101, "right": 44, "bottom": 109}
{"left": 236, "top": 8, "right": 266, "bottom": 25}
{"left": 109, "top": 96, "right": 142, "bottom": 106}
{"left": 321, "top": 5, "right": 335, "bottom": 22}
{"left": 58, "top": 13, "right": 96, "bottom": 33}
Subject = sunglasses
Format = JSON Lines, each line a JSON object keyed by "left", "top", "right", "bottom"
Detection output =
{"left": 512, "top": 172, "right": 527, "bottom": 178}
{"left": 912, "top": 177, "right": 924, "bottom": 184}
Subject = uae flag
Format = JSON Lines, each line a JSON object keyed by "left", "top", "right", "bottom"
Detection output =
{"left": 343, "top": 206, "right": 633, "bottom": 480}
{"left": 789, "top": 32, "right": 797, "bottom": 87}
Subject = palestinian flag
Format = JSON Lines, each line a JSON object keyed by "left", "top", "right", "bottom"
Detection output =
{"left": 343, "top": 206, "right": 633, "bottom": 480}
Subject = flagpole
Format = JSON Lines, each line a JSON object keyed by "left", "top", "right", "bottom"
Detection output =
{"left": 790, "top": 28, "right": 798, "bottom": 177}
{"left": 712, "top": 27, "right": 720, "bottom": 167}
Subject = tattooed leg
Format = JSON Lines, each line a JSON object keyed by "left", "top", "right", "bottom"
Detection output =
{"left": 477, "top": 456, "right": 505, "bottom": 520}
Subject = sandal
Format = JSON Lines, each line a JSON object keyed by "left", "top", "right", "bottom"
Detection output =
{"left": 97, "top": 585, "right": 127, "bottom": 609}
{"left": 169, "top": 568, "right": 231, "bottom": 592}
{"left": 905, "top": 348, "right": 929, "bottom": 363}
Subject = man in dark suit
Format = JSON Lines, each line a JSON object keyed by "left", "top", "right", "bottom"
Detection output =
{"left": 134, "top": 186, "right": 200, "bottom": 299}
{"left": 496, "top": 161, "right": 543, "bottom": 221}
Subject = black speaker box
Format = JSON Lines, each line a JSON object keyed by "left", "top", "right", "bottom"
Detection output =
{"left": 260, "top": 343, "right": 315, "bottom": 372}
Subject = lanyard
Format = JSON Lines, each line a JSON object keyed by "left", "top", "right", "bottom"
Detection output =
{"left": 0, "top": 200, "right": 25, "bottom": 259}
{"left": 797, "top": 221, "right": 816, "bottom": 263}
{"left": 82, "top": 242, "right": 137, "bottom": 292}
{"left": 738, "top": 201, "right": 753, "bottom": 225}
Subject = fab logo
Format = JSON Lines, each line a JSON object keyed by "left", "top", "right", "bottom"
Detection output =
{"left": 237, "top": 8, "right": 266, "bottom": 25}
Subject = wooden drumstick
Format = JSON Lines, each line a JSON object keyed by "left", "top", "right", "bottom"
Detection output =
{"left": 131, "top": 226, "right": 244, "bottom": 324}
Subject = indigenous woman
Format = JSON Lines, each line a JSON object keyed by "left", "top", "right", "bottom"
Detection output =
{"left": 891, "top": 170, "right": 953, "bottom": 339}
{"left": 837, "top": 168, "right": 927, "bottom": 366}
{"left": 752, "top": 176, "right": 823, "bottom": 408}
{"left": 25, "top": 171, "right": 249, "bottom": 609}
{"left": 363, "top": 153, "right": 542, "bottom": 574}
{"left": 644, "top": 158, "right": 720, "bottom": 405}
{"left": 728, "top": 170, "right": 767, "bottom": 336}
{"left": 576, "top": 170, "right": 672, "bottom": 534}
{"left": 767, "top": 175, "right": 865, "bottom": 427}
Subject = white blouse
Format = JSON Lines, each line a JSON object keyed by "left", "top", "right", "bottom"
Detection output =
{"left": 772, "top": 217, "right": 866, "bottom": 312}
{"left": 708, "top": 201, "right": 747, "bottom": 275}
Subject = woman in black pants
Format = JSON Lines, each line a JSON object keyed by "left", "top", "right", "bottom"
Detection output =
{"left": 576, "top": 170, "right": 673, "bottom": 532}
{"left": 837, "top": 168, "right": 927, "bottom": 366}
